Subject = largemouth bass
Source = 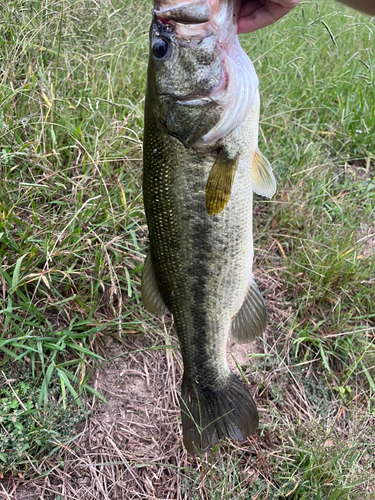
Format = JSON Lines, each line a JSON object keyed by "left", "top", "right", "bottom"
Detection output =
{"left": 142, "top": 0, "right": 276, "bottom": 454}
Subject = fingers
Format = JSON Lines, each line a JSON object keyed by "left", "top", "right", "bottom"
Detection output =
{"left": 237, "top": 0, "right": 300, "bottom": 34}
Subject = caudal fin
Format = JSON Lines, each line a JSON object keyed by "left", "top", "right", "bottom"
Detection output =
{"left": 181, "top": 371, "right": 259, "bottom": 454}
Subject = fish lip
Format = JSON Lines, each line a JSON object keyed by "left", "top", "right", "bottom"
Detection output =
{"left": 154, "top": 0, "right": 212, "bottom": 25}
{"left": 159, "top": 93, "right": 211, "bottom": 104}
{"left": 176, "top": 96, "right": 211, "bottom": 104}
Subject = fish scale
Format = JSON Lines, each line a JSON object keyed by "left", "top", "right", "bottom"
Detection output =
{"left": 142, "top": 0, "right": 276, "bottom": 453}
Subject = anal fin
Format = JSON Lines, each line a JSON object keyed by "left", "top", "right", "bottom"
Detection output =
{"left": 141, "top": 254, "right": 169, "bottom": 316}
{"left": 230, "top": 276, "right": 267, "bottom": 344}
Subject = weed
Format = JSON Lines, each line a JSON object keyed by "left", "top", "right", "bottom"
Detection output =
{"left": 0, "top": 363, "right": 87, "bottom": 476}
{"left": 0, "top": 0, "right": 374, "bottom": 497}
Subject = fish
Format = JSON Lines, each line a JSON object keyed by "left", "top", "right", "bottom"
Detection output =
{"left": 141, "top": 0, "right": 276, "bottom": 454}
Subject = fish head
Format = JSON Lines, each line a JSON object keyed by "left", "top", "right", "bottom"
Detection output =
{"left": 146, "top": 0, "right": 259, "bottom": 148}
{"left": 147, "top": 13, "right": 224, "bottom": 147}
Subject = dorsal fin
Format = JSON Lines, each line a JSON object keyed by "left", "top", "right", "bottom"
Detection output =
{"left": 252, "top": 149, "right": 276, "bottom": 198}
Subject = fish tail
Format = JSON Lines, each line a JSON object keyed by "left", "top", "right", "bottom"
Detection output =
{"left": 180, "top": 371, "right": 259, "bottom": 454}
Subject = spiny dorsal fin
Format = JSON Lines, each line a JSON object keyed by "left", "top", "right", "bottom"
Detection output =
{"left": 252, "top": 149, "right": 276, "bottom": 198}
{"left": 205, "top": 150, "right": 238, "bottom": 216}
{"left": 141, "top": 254, "right": 169, "bottom": 316}
{"left": 230, "top": 276, "right": 267, "bottom": 344}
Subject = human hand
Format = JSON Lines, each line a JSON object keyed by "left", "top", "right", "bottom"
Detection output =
{"left": 237, "top": 0, "right": 301, "bottom": 34}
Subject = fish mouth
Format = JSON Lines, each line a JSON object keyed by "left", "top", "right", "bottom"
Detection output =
{"left": 159, "top": 93, "right": 211, "bottom": 105}
{"left": 176, "top": 96, "right": 211, "bottom": 105}
{"left": 153, "top": 0, "right": 222, "bottom": 39}
{"left": 154, "top": 0, "right": 214, "bottom": 25}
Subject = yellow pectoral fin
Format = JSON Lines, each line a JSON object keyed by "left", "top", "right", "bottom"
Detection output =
{"left": 252, "top": 148, "right": 276, "bottom": 199}
{"left": 205, "top": 151, "right": 238, "bottom": 217}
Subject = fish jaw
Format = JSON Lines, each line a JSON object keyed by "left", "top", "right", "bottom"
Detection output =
{"left": 148, "top": 0, "right": 258, "bottom": 149}
{"left": 154, "top": 0, "right": 213, "bottom": 24}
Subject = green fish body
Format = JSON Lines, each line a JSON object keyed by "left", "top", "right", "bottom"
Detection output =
{"left": 142, "top": 0, "right": 276, "bottom": 453}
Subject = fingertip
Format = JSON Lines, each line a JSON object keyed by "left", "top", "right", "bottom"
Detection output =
{"left": 237, "top": 3, "right": 297, "bottom": 34}
{"left": 237, "top": 17, "right": 265, "bottom": 34}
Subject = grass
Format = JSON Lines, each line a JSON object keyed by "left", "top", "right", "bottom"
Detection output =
{"left": 0, "top": 0, "right": 374, "bottom": 497}
{"left": 0, "top": 363, "right": 87, "bottom": 474}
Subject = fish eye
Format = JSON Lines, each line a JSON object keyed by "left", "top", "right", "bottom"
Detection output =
{"left": 152, "top": 37, "right": 170, "bottom": 60}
